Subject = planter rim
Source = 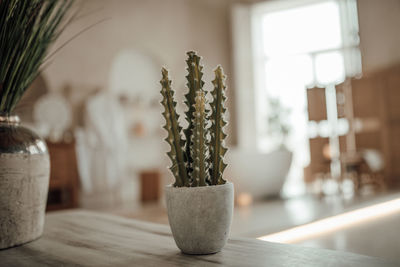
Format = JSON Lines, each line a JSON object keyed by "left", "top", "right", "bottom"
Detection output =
{"left": 0, "top": 114, "right": 20, "bottom": 125}
{"left": 165, "top": 181, "right": 233, "bottom": 192}
{"left": 0, "top": 115, "right": 47, "bottom": 154}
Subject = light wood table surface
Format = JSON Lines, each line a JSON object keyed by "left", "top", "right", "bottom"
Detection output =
{"left": 0, "top": 210, "right": 398, "bottom": 267}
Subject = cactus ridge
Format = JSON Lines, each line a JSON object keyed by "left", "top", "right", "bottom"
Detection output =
{"left": 191, "top": 91, "right": 209, "bottom": 186}
{"left": 209, "top": 66, "right": 228, "bottom": 185}
{"left": 160, "top": 68, "right": 189, "bottom": 187}
{"left": 184, "top": 51, "right": 205, "bottom": 182}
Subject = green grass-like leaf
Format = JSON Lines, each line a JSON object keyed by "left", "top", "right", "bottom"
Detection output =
{"left": 0, "top": 0, "right": 74, "bottom": 114}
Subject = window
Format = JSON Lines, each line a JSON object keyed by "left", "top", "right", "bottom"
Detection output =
{"left": 250, "top": 0, "right": 361, "bottom": 196}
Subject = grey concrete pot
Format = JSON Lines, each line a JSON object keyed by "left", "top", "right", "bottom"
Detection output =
{"left": 0, "top": 115, "right": 50, "bottom": 249}
{"left": 165, "top": 182, "right": 234, "bottom": 255}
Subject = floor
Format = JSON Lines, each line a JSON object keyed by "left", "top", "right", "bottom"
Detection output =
{"left": 299, "top": 211, "right": 400, "bottom": 262}
{"left": 109, "top": 190, "right": 400, "bottom": 262}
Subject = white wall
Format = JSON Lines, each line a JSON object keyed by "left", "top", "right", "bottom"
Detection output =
{"left": 43, "top": 0, "right": 237, "bottom": 143}
{"left": 42, "top": 0, "right": 400, "bottom": 145}
{"left": 46, "top": 0, "right": 232, "bottom": 90}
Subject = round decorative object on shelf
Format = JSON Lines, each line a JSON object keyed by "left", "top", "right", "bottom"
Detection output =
{"left": 33, "top": 93, "right": 72, "bottom": 142}
{"left": 0, "top": 114, "right": 50, "bottom": 249}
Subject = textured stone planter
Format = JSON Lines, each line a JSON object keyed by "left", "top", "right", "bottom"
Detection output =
{"left": 165, "top": 182, "right": 234, "bottom": 255}
{"left": 0, "top": 115, "right": 50, "bottom": 249}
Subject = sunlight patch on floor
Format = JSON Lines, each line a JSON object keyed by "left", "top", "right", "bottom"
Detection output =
{"left": 257, "top": 198, "right": 400, "bottom": 243}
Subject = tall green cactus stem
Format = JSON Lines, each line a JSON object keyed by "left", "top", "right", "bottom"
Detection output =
{"left": 209, "top": 66, "right": 228, "bottom": 185}
{"left": 160, "top": 52, "right": 230, "bottom": 187}
{"left": 160, "top": 68, "right": 189, "bottom": 187}
{"left": 191, "top": 91, "right": 209, "bottom": 187}
{"left": 184, "top": 51, "right": 205, "bottom": 181}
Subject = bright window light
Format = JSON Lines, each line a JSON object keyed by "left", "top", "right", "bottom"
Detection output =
{"left": 252, "top": 0, "right": 361, "bottom": 197}
{"left": 262, "top": 2, "right": 342, "bottom": 56}
{"left": 258, "top": 198, "right": 400, "bottom": 244}
{"left": 315, "top": 51, "right": 345, "bottom": 85}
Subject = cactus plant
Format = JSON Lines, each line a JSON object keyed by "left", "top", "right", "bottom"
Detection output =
{"left": 160, "top": 51, "right": 228, "bottom": 187}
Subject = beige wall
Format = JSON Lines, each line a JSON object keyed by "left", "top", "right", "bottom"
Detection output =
{"left": 357, "top": 0, "right": 400, "bottom": 73}
{"left": 45, "top": 0, "right": 233, "bottom": 90}
{"left": 42, "top": 0, "right": 400, "bottom": 145}
{"left": 43, "top": 0, "right": 237, "bottom": 143}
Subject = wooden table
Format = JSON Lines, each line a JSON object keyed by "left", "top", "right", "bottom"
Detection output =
{"left": 1, "top": 210, "right": 398, "bottom": 267}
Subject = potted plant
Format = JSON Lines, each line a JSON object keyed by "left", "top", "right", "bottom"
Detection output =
{"left": 0, "top": 0, "right": 73, "bottom": 249}
{"left": 161, "top": 51, "right": 234, "bottom": 255}
{"left": 267, "top": 97, "right": 291, "bottom": 149}
{"left": 225, "top": 99, "right": 293, "bottom": 201}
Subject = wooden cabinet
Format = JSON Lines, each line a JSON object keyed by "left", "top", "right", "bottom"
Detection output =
{"left": 46, "top": 141, "right": 80, "bottom": 211}
{"left": 140, "top": 170, "right": 161, "bottom": 203}
{"left": 348, "top": 65, "right": 400, "bottom": 185}
{"left": 306, "top": 64, "right": 400, "bottom": 186}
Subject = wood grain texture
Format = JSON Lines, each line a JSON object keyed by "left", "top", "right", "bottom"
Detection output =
{"left": 0, "top": 210, "right": 398, "bottom": 267}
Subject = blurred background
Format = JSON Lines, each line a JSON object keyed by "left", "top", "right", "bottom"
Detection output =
{"left": 13, "top": 0, "right": 400, "bottom": 262}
